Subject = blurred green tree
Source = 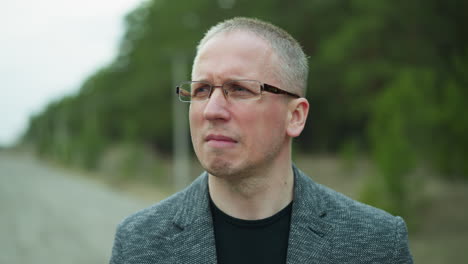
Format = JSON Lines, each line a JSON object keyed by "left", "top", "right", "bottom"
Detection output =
{"left": 23, "top": 0, "right": 467, "bottom": 212}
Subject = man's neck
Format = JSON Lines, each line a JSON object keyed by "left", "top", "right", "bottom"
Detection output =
{"left": 208, "top": 160, "right": 294, "bottom": 220}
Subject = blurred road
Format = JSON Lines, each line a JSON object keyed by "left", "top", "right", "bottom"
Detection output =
{"left": 0, "top": 152, "right": 150, "bottom": 264}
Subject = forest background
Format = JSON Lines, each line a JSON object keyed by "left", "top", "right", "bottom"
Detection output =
{"left": 19, "top": 0, "right": 467, "bottom": 259}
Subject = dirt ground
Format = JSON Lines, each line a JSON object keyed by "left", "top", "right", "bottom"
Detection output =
{"left": 1, "top": 152, "right": 467, "bottom": 263}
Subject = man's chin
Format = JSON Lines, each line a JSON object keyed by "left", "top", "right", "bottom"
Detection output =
{"left": 204, "top": 161, "right": 231, "bottom": 176}
{"left": 202, "top": 158, "right": 240, "bottom": 178}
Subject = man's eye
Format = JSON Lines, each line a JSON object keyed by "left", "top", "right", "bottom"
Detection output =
{"left": 230, "top": 85, "right": 254, "bottom": 94}
{"left": 227, "top": 84, "right": 257, "bottom": 100}
{"left": 231, "top": 85, "right": 248, "bottom": 92}
{"left": 193, "top": 86, "right": 210, "bottom": 96}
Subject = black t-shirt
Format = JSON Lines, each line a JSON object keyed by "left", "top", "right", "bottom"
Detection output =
{"left": 210, "top": 197, "right": 292, "bottom": 264}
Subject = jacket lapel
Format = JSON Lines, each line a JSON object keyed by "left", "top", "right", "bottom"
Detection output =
{"left": 287, "top": 166, "right": 334, "bottom": 263}
{"left": 171, "top": 173, "right": 217, "bottom": 264}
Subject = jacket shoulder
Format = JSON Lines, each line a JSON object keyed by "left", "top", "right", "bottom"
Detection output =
{"left": 116, "top": 190, "right": 185, "bottom": 238}
{"left": 116, "top": 172, "right": 208, "bottom": 238}
{"left": 110, "top": 191, "right": 186, "bottom": 264}
{"left": 110, "top": 173, "right": 210, "bottom": 263}
{"left": 313, "top": 182, "right": 412, "bottom": 263}
{"left": 316, "top": 182, "right": 396, "bottom": 226}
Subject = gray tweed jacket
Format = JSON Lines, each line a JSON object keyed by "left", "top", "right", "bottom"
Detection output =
{"left": 110, "top": 166, "right": 413, "bottom": 263}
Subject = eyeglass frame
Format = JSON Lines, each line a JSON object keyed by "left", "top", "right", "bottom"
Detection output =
{"left": 175, "top": 80, "right": 301, "bottom": 102}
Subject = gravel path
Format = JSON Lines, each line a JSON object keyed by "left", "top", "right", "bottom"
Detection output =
{"left": 0, "top": 152, "right": 152, "bottom": 264}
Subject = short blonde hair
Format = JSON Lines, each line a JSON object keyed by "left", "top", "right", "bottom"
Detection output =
{"left": 194, "top": 17, "right": 308, "bottom": 96}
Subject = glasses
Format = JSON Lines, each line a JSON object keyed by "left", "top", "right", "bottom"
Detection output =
{"left": 176, "top": 80, "right": 300, "bottom": 102}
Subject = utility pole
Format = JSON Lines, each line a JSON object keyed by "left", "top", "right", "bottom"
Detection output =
{"left": 172, "top": 53, "right": 190, "bottom": 190}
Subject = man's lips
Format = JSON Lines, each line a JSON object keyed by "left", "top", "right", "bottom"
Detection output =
{"left": 205, "top": 134, "right": 237, "bottom": 143}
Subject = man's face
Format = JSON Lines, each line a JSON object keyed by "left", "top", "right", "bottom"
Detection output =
{"left": 189, "top": 31, "right": 291, "bottom": 178}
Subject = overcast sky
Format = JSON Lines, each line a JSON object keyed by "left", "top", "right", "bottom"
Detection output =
{"left": 0, "top": 0, "right": 144, "bottom": 147}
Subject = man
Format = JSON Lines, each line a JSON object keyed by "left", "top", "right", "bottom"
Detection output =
{"left": 110, "top": 17, "right": 413, "bottom": 263}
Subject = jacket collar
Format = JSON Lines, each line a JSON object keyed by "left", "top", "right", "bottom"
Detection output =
{"left": 171, "top": 173, "right": 218, "bottom": 263}
{"left": 286, "top": 165, "right": 334, "bottom": 263}
{"left": 172, "top": 173, "right": 211, "bottom": 229}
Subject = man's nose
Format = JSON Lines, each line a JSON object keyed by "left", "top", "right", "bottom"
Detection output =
{"left": 203, "top": 87, "right": 230, "bottom": 121}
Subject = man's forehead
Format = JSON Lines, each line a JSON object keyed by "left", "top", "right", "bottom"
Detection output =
{"left": 192, "top": 30, "right": 278, "bottom": 80}
{"left": 199, "top": 30, "right": 271, "bottom": 56}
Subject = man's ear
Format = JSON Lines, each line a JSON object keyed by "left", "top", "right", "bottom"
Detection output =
{"left": 286, "top": 98, "right": 309, "bottom": 138}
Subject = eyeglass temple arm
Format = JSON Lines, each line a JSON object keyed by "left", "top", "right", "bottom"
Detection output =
{"left": 176, "top": 86, "right": 192, "bottom": 97}
{"left": 262, "top": 84, "right": 300, "bottom": 98}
